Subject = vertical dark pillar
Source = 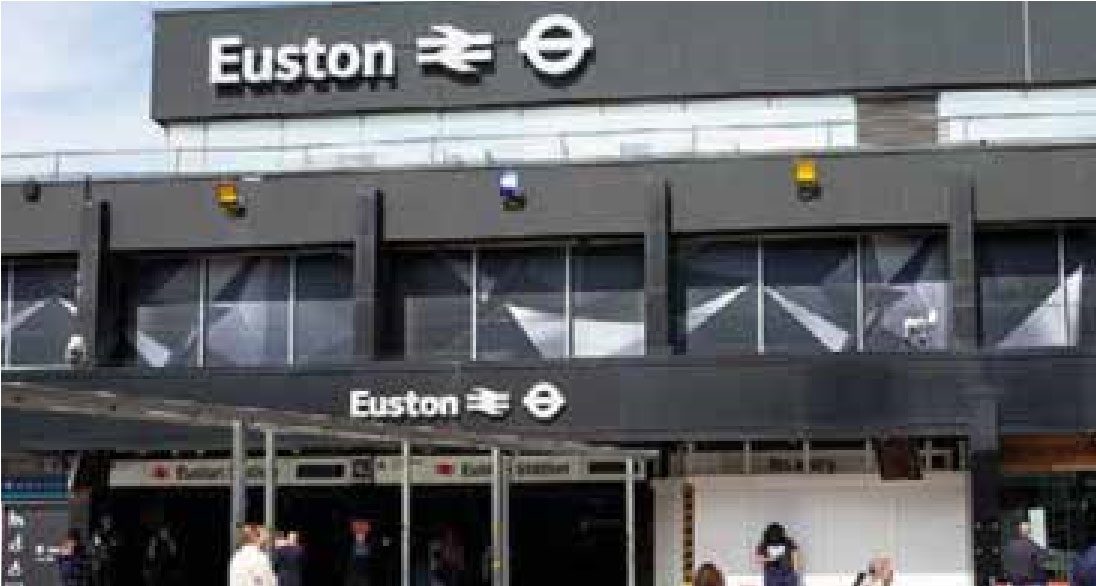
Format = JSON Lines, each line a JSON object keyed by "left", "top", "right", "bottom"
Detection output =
{"left": 969, "top": 391, "right": 1001, "bottom": 586}
{"left": 76, "top": 180, "right": 110, "bottom": 367}
{"left": 949, "top": 172, "right": 980, "bottom": 352}
{"left": 353, "top": 190, "right": 382, "bottom": 361}
{"left": 645, "top": 179, "right": 672, "bottom": 356}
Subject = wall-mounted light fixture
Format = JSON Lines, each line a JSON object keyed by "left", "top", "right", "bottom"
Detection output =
{"left": 214, "top": 180, "right": 245, "bottom": 217}
{"left": 23, "top": 178, "right": 41, "bottom": 203}
{"left": 793, "top": 158, "right": 822, "bottom": 202}
{"left": 499, "top": 170, "right": 526, "bottom": 211}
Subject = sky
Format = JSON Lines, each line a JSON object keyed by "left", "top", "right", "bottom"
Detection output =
{"left": 0, "top": 1, "right": 286, "bottom": 154}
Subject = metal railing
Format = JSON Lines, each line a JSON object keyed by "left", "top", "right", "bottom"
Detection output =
{"left": 3, "top": 111, "right": 1096, "bottom": 181}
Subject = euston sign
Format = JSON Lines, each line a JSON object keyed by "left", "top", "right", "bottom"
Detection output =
{"left": 349, "top": 382, "right": 567, "bottom": 421}
{"left": 209, "top": 14, "right": 593, "bottom": 85}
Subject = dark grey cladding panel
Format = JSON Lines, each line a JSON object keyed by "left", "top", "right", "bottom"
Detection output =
{"left": 377, "top": 165, "right": 653, "bottom": 240}
{"left": 665, "top": 153, "right": 958, "bottom": 232}
{"left": 104, "top": 175, "right": 365, "bottom": 250}
{"left": 4, "top": 353, "right": 1094, "bottom": 450}
{"left": 1, "top": 183, "right": 83, "bottom": 254}
{"left": 1029, "top": 2, "right": 1096, "bottom": 84}
{"left": 152, "top": 2, "right": 1026, "bottom": 121}
{"left": 974, "top": 148, "right": 1096, "bottom": 223}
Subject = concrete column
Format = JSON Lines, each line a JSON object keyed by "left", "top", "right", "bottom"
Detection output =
{"left": 969, "top": 393, "right": 1002, "bottom": 586}
{"left": 76, "top": 190, "right": 111, "bottom": 366}
{"left": 645, "top": 179, "right": 673, "bottom": 355}
{"left": 949, "top": 172, "right": 979, "bottom": 352}
{"left": 353, "top": 190, "right": 382, "bottom": 360}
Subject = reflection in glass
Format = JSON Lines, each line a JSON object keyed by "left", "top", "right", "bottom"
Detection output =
{"left": 1065, "top": 226, "right": 1095, "bottom": 348}
{"left": 391, "top": 251, "right": 472, "bottom": 361}
{"left": 123, "top": 258, "right": 200, "bottom": 367}
{"left": 677, "top": 240, "right": 757, "bottom": 353}
{"left": 763, "top": 238, "right": 857, "bottom": 353}
{"left": 572, "top": 244, "right": 645, "bottom": 357}
{"left": 477, "top": 248, "right": 566, "bottom": 360}
{"left": 979, "top": 231, "right": 1064, "bottom": 348}
{"left": 295, "top": 252, "right": 354, "bottom": 364}
{"left": 863, "top": 234, "right": 951, "bottom": 351}
{"left": 205, "top": 256, "right": 290, "bottom": 366}
{"left": 6, "top": 260, "right": 77, "bottom": 365}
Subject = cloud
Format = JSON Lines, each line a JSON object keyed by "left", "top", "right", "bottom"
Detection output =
{"left": 1, "top": 2, "right": 162, "bottom": 153}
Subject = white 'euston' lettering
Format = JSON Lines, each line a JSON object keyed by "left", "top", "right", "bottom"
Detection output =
{"left": 350, "top": 389, "right": 460, "bottom": 419}
{"left": 209, "top": 36, "right": 395, "bottom": 85}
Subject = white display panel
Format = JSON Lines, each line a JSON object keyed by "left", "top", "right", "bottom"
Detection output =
{"left": 655, "top": 473, "right": 972, "bottom": 586}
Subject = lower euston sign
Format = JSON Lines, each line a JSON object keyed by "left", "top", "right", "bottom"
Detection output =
{"left": 349, "top": 382, "right": 566, "bottom": 421}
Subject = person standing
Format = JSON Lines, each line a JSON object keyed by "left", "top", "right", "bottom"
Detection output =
{"left": 273, "top": 530, "right": 305, "bottom": 586}
{"left": 754, "top": 523, "right": 801, "bottom": 586}
{"left": 1003, "top": 521, "right": 1051, "bottom": 586}
{"left": 89, "top": 515, "right": 121, "bottom": 586}
{"left": 345, "top": 519, "right": 378, "bottom": 586}
{"left": 141, "top": 524, "right": 181, "bottom": 586}
{"left": 58, "top": 528, "right": 91, "bottom": 586}
{"left": 1072, "top": 543, "right": 1096, "bottom": 586}
{"left": 229, "top": 524, "right": 277, "bottom": 586}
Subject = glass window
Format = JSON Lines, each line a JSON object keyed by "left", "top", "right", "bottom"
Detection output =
{"left": 205, "top": 256, "right": 290, "bottom": 366}
{"left": 122, "top": 258, "right": 201, "bottom": 367}
{"left": 476, "top": 247, "right": 566, "bottom": 360}
{"left": 677, "top": 239, "right": 758, "bottom": 354}
{"left": 295, "top": 251, "right": 354, "bottom": 365}
{"left": 282, "top": 116, "right": 361, "bottom": 146}
{"left": 572, "top": 244, "right": 645, "bottom": 357}
{"left": 763, "top": 238, "right": 857, "bottom": 353}
{"left": 390, "top": 250, "right": 472, "bottom": 361}
{"left": 939, "top": 88, "right": 1096, "bottom": 143}
{"left": 979, "top": 231, "right": 1065, "bottom": 348}
{"left": 1065, "top": 226, "right": 1096, "bottom": 348}
{"left": 863, "top": 234, "right": 951, "bottom": 351}
{"left": 5, "top": 259, "right": 77, "bottom": 365}
{"left": 205, "top": 119, "right": 283, "bottom": 148}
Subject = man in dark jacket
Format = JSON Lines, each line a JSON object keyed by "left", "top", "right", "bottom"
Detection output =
{"left": 1074, "top": 543, "right": 1096, "bottom": 586}
{"left": 1002, "top": 521, "right": 1051, "bottom": 586}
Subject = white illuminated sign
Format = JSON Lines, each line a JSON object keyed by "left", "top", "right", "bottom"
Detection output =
{"left": 349, "top": 382, "right": 566, "bottom": 421}
{"left": 209, "top": 15, "right": 593, "bottom": 86}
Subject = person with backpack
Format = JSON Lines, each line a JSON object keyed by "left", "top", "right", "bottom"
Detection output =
{"left": 754, "top": 523, "right": 801, "bottom": 586}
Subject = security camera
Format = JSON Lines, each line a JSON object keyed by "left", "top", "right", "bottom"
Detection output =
{"left": 902, "top": 309, "right": 938, "bottom": 348}
{"left": 65, "top": 334, "right": 87, "bottom": 366}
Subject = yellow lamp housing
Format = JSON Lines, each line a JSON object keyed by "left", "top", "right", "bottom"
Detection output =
{"left": 793, "top": 158, "right": 822, "bottom": 201}
{"left": 214, "top": 181, "right": 245, "bottom": 217}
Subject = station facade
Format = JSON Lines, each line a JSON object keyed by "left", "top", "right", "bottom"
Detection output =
{"left": 3, "top": 3, "right": 1096, "bottom": 586}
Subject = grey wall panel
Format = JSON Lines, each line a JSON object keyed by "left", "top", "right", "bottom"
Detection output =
{"left": 667, "top": 154, "right": 957, "bottom": 231}
{"left": 3, "top": 352, "right": 1094, "bottom": 450}
{"left": 152, "top": 2, "right": 1028, "bottom": 121}
{"left": 1029, "top": 2, "right": 1096, "bottom": 84}
{"left": 1, "top": 183, "right": 83, "bottom": 254}
{"left": 378, "top": 165, "right": 652, "bottom": 240}
{"left": 105, "top": 175, "right": 364, "bottom": 250}
{"left": 974, "top": 148, "right": 1096, "bottom": 222}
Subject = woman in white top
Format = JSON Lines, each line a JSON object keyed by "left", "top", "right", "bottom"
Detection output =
{"left": 229, "top": 524, "right": 277, "bottom": 586}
